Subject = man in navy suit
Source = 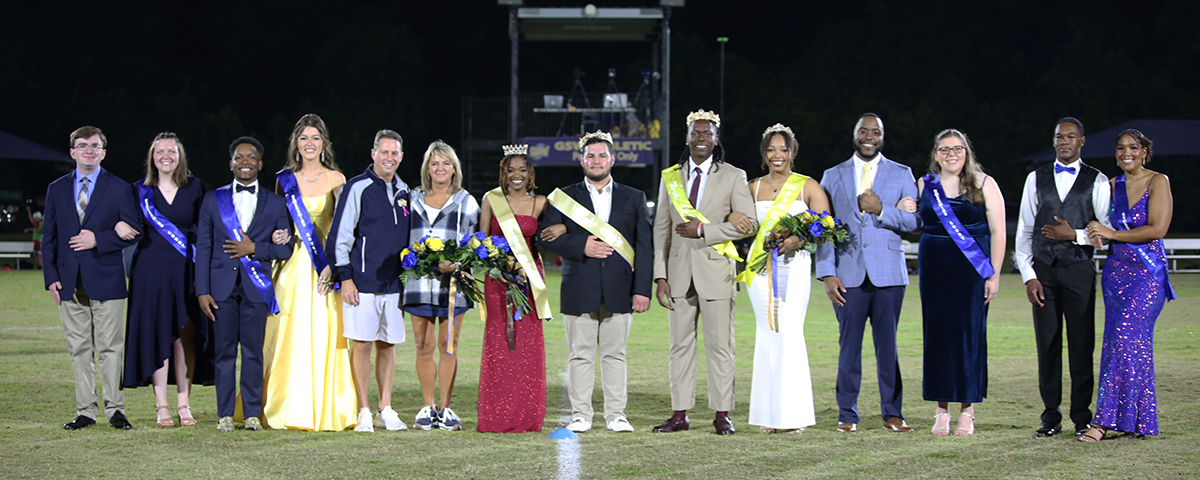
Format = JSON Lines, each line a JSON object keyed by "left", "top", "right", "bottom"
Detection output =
{"left": 195, "top": 136, "right": 293, "bottom": 432}
{"left": 815, "top": 113, "right": 922, "bottom": 434}
{"left": 44, "top": 126, "right": 142, "bottom": 430}
{"left": 539, "top": 133, "right": 653, "bottom": 433}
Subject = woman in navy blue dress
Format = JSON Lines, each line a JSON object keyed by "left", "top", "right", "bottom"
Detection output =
{"left": 906, "top": 129, "right": 1005, "bottom": 436}
{"left": 122, "top": 133, "right": 211, "bottom": 428}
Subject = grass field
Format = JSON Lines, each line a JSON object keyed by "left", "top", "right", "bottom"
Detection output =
{"left": 1, "top": 269, "right": 1196, "bottom": 479}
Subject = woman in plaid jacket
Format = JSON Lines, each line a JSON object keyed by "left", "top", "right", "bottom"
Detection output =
{"left": 402, "top": 140, "right": 480, "bottom": 431}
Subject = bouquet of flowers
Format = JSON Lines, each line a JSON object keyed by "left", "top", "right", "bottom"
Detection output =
{"left": 399, "top": 235, "right": 484, "bottom": 302}
{"left": 746, "top": 209, "right": 850, "bottom": 274}
{"left": 398, "top": 232, "right": 533, "bottom": 314}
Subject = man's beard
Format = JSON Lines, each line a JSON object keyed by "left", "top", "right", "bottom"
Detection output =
{"left": 585, "top": 170, "right": 610, "bottom": 183}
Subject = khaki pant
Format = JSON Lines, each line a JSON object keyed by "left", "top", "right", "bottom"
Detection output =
{"left": 668, "top": 285, "right": 736, "bottom": 412}
{"left": 59, "top": 285, "right": 126, "bottom": 420}
{"left": 564, "top": 303, "right": 633, "bottom": 422}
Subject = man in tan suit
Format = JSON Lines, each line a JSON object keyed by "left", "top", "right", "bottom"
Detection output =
{"left": 652, "top": 110, "right": 757, "bottom": 435}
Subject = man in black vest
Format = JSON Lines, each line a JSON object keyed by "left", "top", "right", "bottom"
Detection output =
{"left": 1013, "top": 117, "right": 1111, "bottom": 438}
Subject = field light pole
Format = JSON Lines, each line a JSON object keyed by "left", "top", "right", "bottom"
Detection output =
{"left": 717, "top": 36, "right": 728, "bottom": 116}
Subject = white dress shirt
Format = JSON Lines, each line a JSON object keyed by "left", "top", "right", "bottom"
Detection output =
{"left": 586, "top": 176, "right": 614, "bottom": 222}
{"left": 232, "top": 180, "right": 259, "bottom": 231}
{"left": 684, "top": 156, "right": 714, "bottom": 207}
{"left": 1012, "top": 160, "right": 1111, "bottom": 283}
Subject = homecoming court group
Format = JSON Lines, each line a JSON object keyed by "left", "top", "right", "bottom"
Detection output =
{"left": 43, "top": 110, "right": 1173, "bottom": 442}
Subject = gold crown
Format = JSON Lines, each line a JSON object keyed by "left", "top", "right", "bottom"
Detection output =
{"left": 686, "top": 109, "right": 721, "bottom": 128}
{"left": 502, "top": 144, "right": 529, "bottom": 156}
{"left": 578, "top": 130, "right": 614, "bottom": 151}
{"left": 762, "top": 123, "right": 795, "bottom": 139}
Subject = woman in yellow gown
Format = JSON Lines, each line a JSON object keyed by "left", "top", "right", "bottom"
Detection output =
{"left": 262, "top": 114, "right": 358, "bottom": 431}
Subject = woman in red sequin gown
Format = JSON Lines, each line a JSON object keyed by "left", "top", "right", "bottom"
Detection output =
{"left": 476, "top": 153, "right": 554, "bottom": 432}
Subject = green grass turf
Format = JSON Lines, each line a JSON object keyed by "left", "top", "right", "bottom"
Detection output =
{"left": 0, "top": 269, "right": 1196, "bottom": 478}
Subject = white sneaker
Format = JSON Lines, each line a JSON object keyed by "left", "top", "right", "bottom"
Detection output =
{"left": 355, "top": 408, "right": 374, "bottom": 432}
{"left": 607, "top": 417, "right": 634, "bottom": 432}
{"left": 437, "top": 407, "right": 462, "bottom": 431}
{"left": 566, "top": 417, "right": 592, "bottom": 432}
{"left": 379, "top": 406, "right": 407, "bottom": 431}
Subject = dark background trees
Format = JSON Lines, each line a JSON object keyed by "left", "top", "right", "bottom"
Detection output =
{"left": 3, "top": 0, "right": 1197, "bottom": 229}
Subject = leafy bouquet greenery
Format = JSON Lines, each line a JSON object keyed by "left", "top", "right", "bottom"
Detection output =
{"left": 745, "top": 209, "right": 850, "bottom": 273}
{"left": 398, "top": 232, "right": 533, "bottom": 313}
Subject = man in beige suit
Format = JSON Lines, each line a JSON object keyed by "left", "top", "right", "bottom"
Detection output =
{"left": 651, "top": 110, "right": 757, "bottom": 435}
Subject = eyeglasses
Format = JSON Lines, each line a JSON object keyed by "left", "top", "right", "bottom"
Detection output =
{"left": 937, "top": 145, "right": 965, "bottom": 156}
{"left": 73, "top": 144, "right": 105, "bottom": 151}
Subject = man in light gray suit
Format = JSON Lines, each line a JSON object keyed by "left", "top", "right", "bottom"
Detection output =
{"left": 815, "top": 113, "right": 921, "bottom": 434}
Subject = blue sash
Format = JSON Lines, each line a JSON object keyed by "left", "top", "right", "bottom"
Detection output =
{"left": 215, "top": 185, "right": 280, "bottom": 314}
{"left": 1113, "top": 175, "right": 1175, "bottom": 301}
{"left": 277, "top": 170, "right": 334, "bottom": 284}
{"left": 138, "top": 183, "right": 193, "bottom": 262}
{"left": 924, "top": 173, "right": 995, "bottom": 279}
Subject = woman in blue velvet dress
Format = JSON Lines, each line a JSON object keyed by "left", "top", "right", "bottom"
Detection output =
{"left": 1079, "top": 129, "right": 1174, "bottom": 442}
{"left": 904, "top": 129, "right": 1005, "bottom": 436}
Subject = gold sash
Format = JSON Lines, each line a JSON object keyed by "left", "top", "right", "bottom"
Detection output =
{"left": 484, "top": 188, "right": 552, "bottom": 320}
{"left": 546, "top": 186, "right": 635, "bottom": 269}
{"left": 736, "top": 173, "right": 808, "bottom": 285}
{"left": 662, "top": 164, "right": 742, "bottom": 261}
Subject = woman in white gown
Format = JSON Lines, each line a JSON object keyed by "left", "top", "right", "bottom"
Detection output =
{"left": 741, "top": 124, "right": 831, "bottom": 433}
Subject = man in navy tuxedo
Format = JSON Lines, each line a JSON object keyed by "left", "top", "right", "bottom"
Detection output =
{"left": 538, "top": 133, "right": 653, "bottom": 433}
{"left": 44, "top": 126, "right": 142, "bottom": 430}
{"left": 195, "top": 136, "right": 293, "bottom": 432}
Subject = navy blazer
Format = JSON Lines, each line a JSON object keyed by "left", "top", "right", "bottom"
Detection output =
{"left": 539, "top": 180, "right": 653, "bottom": 315}
{"left": 194, "top": 184, "right": 293, "bottom": 304}
{"left": 42, "top": 168, "right": 142, "bottom": 301}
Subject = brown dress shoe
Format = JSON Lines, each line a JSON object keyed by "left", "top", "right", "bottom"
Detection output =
{"left": 883, "top": 417, "right": 914, "bottom": 433}
{"left": 836, "top": 422, "right": 857, "bottom": 433}
{"left": 652, "top": 415, "right": 690, "bottom": 433}
{"left": 714, "top": 416, "right": 736, "bottom": 435}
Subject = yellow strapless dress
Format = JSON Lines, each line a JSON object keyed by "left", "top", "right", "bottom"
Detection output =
{"left": 261, "top": 193, "right": 357, "bottom": 431}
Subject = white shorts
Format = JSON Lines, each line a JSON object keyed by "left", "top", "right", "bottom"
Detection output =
{"left": 342, "top": 293, "right": 406, "bottom": 344}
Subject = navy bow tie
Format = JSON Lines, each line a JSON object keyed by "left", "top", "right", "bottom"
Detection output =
{"left": 236, "top": 184, "right": 256, "bottom": 194}
{"left": 1055, "top": 164, "right": 1077, "bottom": 175}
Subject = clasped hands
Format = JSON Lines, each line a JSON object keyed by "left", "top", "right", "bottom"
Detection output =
{"left": 673, "top": 211, "right": 756, "bottom": 239}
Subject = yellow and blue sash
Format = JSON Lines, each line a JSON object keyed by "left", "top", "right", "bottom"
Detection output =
{"left": 736, "top": 174, "right": 807, "bottom": 286}
{"left": 662, "top": 164, "right": 742, "bottom": 261}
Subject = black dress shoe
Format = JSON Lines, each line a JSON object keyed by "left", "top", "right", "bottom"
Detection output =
{"left": 1035, "top": 423, "right": 1062, "bottom": 437}
{"left": 652, "top": 416, "right": 690, "bottom": 433}
{"left": 109, "top": 411, "right": 133, "bottom": 430}
{"left": 714, "top": 416, "right": 736, "bottom": 435}
{"left": 1074, "top": 425, "right": 1090, "bottom": 437}
{"left": 64, "top": 415, "right": 96, "bottom": 430}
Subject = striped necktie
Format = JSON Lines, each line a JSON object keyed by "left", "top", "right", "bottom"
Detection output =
{"left": 77, "top": 178, "right": 90, "bottom": 222}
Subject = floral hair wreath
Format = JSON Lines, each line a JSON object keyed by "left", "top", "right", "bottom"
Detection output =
{"left": 762, "top": 123, "right": 794, "bottom": 139}
{"left": 577, "top": 131, "right": 614, "bottom": 152}
{"left": 686, "top": 109, "right": 721, "bottom": 128}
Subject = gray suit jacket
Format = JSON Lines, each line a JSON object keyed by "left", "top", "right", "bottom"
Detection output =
{"left": 814, "top": 154, "right": 921, "bottom": 288}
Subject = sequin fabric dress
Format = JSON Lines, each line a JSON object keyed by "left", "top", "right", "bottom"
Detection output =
{"left": 1093, "top": 176, "right": 1168, "bottom": 436}
{"left": 476, "top": 215, "right": 546, "bottom": 433}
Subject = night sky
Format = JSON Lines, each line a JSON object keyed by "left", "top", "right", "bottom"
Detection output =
{"left": 4, "top": 0, "right": 1198, "bottom": 227}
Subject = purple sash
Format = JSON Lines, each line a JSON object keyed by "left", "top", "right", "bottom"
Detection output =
{"left": 138, "top": 183, "right": 193, "bottom": 262}
{"left": 277, "top": 170, "right": 334, "bottom": 284}
{"left": 923, "top": 173, "right": 995, "bottom": 279}
{"left": 1113, "top": 175, "right": 1175, "bottom": 301}
{"left": 215, "top": 185, "right": 280, "bottom": 314}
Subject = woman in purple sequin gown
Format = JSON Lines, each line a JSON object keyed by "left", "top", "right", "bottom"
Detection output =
{"left": 1080, "top": 129, "right": 1174, "bottom": 442}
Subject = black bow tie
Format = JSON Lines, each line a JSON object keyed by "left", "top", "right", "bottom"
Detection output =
{"left": 236, "top": 184, "right": 256, "bottom": 194}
